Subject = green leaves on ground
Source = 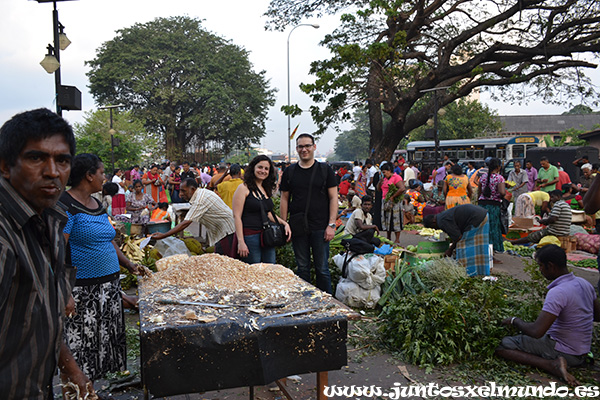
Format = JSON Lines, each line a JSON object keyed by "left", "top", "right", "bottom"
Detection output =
{"left": 378, "top": 270, "right": 544, "bottom": 369}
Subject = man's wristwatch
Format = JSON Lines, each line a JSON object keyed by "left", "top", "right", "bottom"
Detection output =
{"left": 328, "top": 223, "right": 336, "bottom": 229}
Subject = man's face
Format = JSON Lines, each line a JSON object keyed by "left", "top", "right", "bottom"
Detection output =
{"left": 296, "top": 137, "right": 315, "bottom": 162}
{"left": 179, "top": 182, "right": 196, "bottom": 201}
{"left": 583, "top": 168, "right": 591, "bottom": 178}
{"left": 526, "top": 162, "right": 532, "bottom": 169}
{"left": 0, "top": 135, "right": 71, "bottom": 214}
{"left": 362, "top": 201, "right": 372, "bottom": 213}
{"left": 514, "top": 162, "right": 521, "bottom": 171}
{"left": 540, "top": 160, "right": 549, "bottom": 169}
{"left": 183, "top": 163, "right": 190, "bottom": 171}
{"left": 536, "top": 259, "right": 554, "bottom": 281}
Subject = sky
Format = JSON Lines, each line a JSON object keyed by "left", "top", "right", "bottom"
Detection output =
{"left": 1, "top": 0, "right": 598, "bottom": 157}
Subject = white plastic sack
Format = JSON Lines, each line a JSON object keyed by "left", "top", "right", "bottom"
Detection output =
{"left": 334, "top": 253, "right": 386, "bottom": 290}
{"left": 335, "top": 278, "right": 381, "bottom": 309}
{"left": 154, "top": 237, "right": 192, "bottom": 258}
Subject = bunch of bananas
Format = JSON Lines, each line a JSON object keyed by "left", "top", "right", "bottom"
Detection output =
{"left": 121, "top": 235, "right": 145, "bottom": 263}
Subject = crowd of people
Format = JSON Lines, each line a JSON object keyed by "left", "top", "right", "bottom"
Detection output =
{"left": 1, "top": 108, "right": 599, "bottom": 398}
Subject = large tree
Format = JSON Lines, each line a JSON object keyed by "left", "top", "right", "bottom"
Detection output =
{"left": 87, "top": 16, "right": 275, "bottom": 161}
{"left": 266, "top": 0, "right": 600, "bottom": 161}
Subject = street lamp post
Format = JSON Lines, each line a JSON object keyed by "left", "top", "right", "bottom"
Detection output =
{"left": 287, "top": 23, "right": 319, "bottom": 163}
{"left": 37, "top": 0, "right": 81, "bottom": 116}
{"left": 99, "top": 104, "right": 124, "bottom": 176}
{"left": 421, "top": 86, "right": 450, "bottom": 169}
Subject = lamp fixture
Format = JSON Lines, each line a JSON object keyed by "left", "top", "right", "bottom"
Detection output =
{"left": 58, "top": 23, "right": 71, "bottom": 51}
{"left": 40, "top": 44, "right": 60, "bottom": 74}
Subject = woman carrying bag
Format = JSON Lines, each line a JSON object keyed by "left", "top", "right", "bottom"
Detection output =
{"left": 232, "top": 155, "right": 291, "bottom": 263}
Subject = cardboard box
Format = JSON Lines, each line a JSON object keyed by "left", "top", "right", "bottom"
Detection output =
{"left": 512, "top": 216, "right": 535, "bottom": 229}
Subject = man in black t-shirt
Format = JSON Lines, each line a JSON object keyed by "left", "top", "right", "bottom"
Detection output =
{"left": 280, "top": 134, "right": 338, "bottom": 294}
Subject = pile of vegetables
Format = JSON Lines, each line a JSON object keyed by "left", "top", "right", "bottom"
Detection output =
{"left": 403, "top": 224, "right": 423, "bottom": 231}
{"left": 572, "top": 258, "right": 598, "bottom": 269}
{"left": 378, "top": 262, "right": 545, "bottom": 369}
{"left": 503, "top": 241, "right": 535, "bottom": 258}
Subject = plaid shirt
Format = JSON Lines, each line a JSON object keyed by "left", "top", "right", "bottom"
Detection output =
{"left": 0, "top": 177, "right": 73, "bottom": 399}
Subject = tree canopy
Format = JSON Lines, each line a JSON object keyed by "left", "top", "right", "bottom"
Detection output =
{"left": 73, "top": 109, "right": 156, "bottom": 169}
{"left": 266, "top": 0, "right": 600, "bottom": 162}
{"left": 563, "top": 104, "right": 595, "bottom": 115}
{"left": 87, "top": 16, "right": 275, "bottom": 161}
{"left": 334, "top": 108, "right": 371, "bottom": 161}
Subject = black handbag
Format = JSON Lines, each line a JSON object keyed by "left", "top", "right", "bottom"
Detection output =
{"left": 255, "top": 191, "right": 287, "bottom": 247}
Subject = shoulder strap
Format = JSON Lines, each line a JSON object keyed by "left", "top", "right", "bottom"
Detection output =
{"left": 286, "top": 164, "right": 296, "bottom": 188}
{"left": 320, "top": 162, "right": 329, "bottom": 194}
{"left": 254, "top": 190, "right": 280, "bottom": 227}
{"left": 304, "top": 162, "right": 320, "bottom": 216}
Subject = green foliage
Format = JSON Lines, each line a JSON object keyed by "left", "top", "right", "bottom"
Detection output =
{"left": 334, "top": 107, "right": 390, "bottom": 160}
{"left": 126, "top": 326, "right": 141, "bottom": 359}
{"left": 265, "top": 0, "right": 600, "bottom": 161}
{"left": 408, "top": 99, "right": 502, "bottom": 141}
{"left": 87, "top": 16, "right": 275, "bottom": 161}
{"left": 334, "top": 111, "right": 370, "bottom": 160}
{"left": 378, "top": 273, "right": 544, "bottom": 368}
{"left": 74, "top": 109, "right": 155, "bottom": 168}
{"left": 563, "top": 104, "right": 595, "bottom": 114}
{"left": 543, "top": 126, "right": 590, "bottom": 147}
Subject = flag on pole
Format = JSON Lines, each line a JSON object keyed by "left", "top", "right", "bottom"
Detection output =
{"left": 290, "top": 123, "right": 300, "bottom": 140}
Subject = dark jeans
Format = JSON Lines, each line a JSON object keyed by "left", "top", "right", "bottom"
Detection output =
{"left": 171, "top": 188, "right": 183, "bottom": 203}
{"left": 292, "top": 229, "right": 332, "bottom": 294}
{"left": 242, "top": 233, "right": 276, "bottom": 264}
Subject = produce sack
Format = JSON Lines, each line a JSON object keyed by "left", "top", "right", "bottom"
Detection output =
{"left": 335, "top": 278, "right": 380, "bottom": 308}
{"left": 575, "top": 233, "right": 600, "bottom": 254}
{"left": 333, "top": 253, "right": 386, "bottom": 290}
{"left": 154, "top": 237, "right": 192, "bottom": 258}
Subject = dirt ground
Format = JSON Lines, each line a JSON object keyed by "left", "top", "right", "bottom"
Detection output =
{"left": 56, "top": 230, "right": 600, "bottom": 399}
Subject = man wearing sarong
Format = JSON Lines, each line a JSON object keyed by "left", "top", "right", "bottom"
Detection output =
{"left": 423, "top": 204, "right": 490, "bottom": 276}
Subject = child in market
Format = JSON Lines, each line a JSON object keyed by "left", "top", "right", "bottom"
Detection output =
{"left": 150, "top": 202, "right": 171, "bottom": 223}
{"left": 402, "top": 194, "right": 415, "bottom": 225}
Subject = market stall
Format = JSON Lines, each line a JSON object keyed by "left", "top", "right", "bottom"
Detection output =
{"left": 138, "top": 254, "right": 356, "bottom": 398}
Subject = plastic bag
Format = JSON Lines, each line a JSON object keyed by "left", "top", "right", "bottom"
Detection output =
{"left": 374, "top": 244, "right": 393, "bottom": 255}
{"left": 333, "top": 253, "right": 386, "bottom": 290}
{"left": 154, "top": 237, "right": 192, "bottom": 258}
{"left": 335, "top": 278, "right": 381, "bottom": 309}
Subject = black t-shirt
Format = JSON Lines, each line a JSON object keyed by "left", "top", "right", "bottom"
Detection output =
{"left": 280, "top": 162, "right": 337, "bottom": 230}
{"left": 180, "top": 169, "right": 197, "bottom": 181}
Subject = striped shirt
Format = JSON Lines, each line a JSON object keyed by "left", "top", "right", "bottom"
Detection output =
{"left": 0, "top": 177, "right": 73, "bottom": 399}
{"left": 547, "top": 199, "right": 572, "bottom": 237}
{"left": 185, "top": 188, "right": 235, "bottom": 246}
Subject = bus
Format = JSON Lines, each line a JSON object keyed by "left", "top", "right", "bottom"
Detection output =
{"left": 406, "top": 136, "right": 539, "bottom": 168}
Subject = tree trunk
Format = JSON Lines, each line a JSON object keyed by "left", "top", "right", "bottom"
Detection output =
{"left": 373, "top": 117, "right": 404, "bottom": 162}
{"left": 366, "top": 61, "right": 383, "bottom": 161}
